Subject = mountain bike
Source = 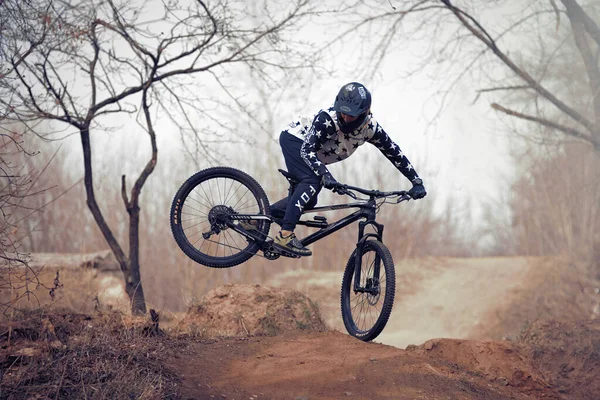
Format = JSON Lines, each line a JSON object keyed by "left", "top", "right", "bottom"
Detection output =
{"left": 170, "top": 166, "right": 413, "bottom": 341}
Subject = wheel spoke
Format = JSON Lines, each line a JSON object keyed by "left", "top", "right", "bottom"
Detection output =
{"left": 197, "top": 181, "right": 215, "bottom": 208}
{"left": 345, "top": 245, "right": 391, "bottom": 336}
{"left": 177, "top": 175, "right": 269, "bottom": 262}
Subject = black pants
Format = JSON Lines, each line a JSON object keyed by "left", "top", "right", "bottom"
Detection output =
{"left": 270, "top": 131, "right": 322, "bottom": 231}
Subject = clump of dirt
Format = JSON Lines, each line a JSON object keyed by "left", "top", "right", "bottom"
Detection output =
{"left": 175, "top": 284, "right": 327, "bottom": 338}
{"left": 0, "top": 310, "right": 182, "bottom": 399}
{"left": 177, "top": 330, "right": 562, "bottom": 400}
{"left": 517, "top": 319, "right": 600, "bottom": 400}
{"left": 406, "top": 338, "right": 551, "bottom": 397}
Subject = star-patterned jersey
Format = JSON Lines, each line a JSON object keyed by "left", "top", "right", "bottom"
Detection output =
{"left": 282, "top": 107, "right": 420, "bottom": 182}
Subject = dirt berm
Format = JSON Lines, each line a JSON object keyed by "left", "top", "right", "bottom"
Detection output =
{"left": 2, "top": 284, "right": 599, "bottom": 399}
{"left": 171, "top": 284, "right": 597, "bottom": 399}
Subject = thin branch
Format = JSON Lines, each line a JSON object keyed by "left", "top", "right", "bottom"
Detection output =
{"left": 478, "top": 85, "right": 531, "bottom": 93}
{"left": 441, "top": 0, "right": 596, "bottom": 134}
{"left": 472, "top": 85, "right": 532, "bottom": 104}
{"left": 491, "top": 103, "right": 599, "bottom": 147}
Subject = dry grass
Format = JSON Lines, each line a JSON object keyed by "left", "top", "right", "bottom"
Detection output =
{"left": 517, "top": 319, "right": 600, "bottom": 400}
{"left": 473, "top": 256, "right": 600, "bottom": 341}
{"left": 0, "top": 310, "right": 182, "bottom": 399}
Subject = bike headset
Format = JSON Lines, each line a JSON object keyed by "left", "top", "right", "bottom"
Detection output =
{"left": 333, "top": 82, "right": 372, "bottom": 134}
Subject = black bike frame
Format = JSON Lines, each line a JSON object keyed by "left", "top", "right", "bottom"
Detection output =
{"left": 298, "top": 201, "right": 383, "bottom": 246}
{"left": 229, "top": 198, "right": 385, "bottom": 247}
{"left": 229, "top": 191, "right": 406, "bottom": 292}
{"left": 302, "top": 200, "right": 386, "bottom": 293}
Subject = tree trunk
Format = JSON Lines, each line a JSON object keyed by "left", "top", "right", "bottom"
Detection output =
{"left": 79, "top": 126, "right": 147, "bottom": 315}
{"left": 125, "top": 200, "right": 147, "bottom": 315}
{"left": 561, "top": 0, "right": 600, "bottom": 151}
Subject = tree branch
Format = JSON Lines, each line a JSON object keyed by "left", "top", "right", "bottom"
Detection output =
{"left": 560, "top": 0, "right": 600, "bottom": 47}
{"left": 561, "top": 0, "right": 600, "bottom": 136}
{"left": 441, "top": 0, "right": 596, "bottom": 134}
{"left": 491, "top": 103, "right": 599, "bottom": 148}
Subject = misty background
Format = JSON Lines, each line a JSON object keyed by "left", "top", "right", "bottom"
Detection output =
{"left": 1, "top": 0, "right": 598, "bottom": 317}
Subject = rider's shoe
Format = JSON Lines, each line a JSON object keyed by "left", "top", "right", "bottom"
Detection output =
{"left": 273, "top": 231, "right": 312, "bottom": 257}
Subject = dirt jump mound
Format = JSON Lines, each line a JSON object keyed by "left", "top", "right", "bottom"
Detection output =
{"left": 517, "top": 319, "right": 600, "bottom": 400}
{"left": 176, "top": 284, "right": 327, "bottom": 337}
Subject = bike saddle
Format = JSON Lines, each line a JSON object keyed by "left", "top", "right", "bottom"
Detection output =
{"left": 278, "top": 169, "right": 299, "bottom": 185}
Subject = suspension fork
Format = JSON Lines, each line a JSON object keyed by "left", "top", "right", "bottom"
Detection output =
{"left": 353, "top": 220, "right": 385, "bottom": 292}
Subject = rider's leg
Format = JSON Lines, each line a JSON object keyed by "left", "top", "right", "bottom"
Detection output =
{"left": 271, "top": 185, "right": 319, "bottom": 222}
{"left": 280, "top": 176, "right": 321, "bottom": 233}
{"left": 274, "top": 131, "right": 323, "bottom": 256}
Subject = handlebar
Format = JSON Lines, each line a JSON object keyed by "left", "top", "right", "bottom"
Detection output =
{"left": 333, "top": 184, "right": 411, "bottom": 202}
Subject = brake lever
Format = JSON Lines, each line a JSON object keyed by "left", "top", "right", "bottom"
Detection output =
{"left": 396, "top": 193, "right": 412, "bottom": 203}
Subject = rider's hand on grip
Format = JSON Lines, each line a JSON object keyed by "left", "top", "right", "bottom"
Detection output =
{"left": 407, "top": 180, "right": 427, "bottom": 200}
{"left": 321, "top": 172, "right": 340, "bottom": 190}
{"left": 333, "top": 184, "right": 349, "bottom": 196}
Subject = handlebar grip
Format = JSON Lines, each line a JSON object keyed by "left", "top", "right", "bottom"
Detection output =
{"left": 334, "top": 185, "right": 358, "bottom": 199}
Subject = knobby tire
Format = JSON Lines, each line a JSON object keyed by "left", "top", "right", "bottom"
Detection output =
{"left": 340, "top": 240, "right": 396, "bottom": 342}
{"left": 170, "top": 167, "right": 271, "bottom": 268}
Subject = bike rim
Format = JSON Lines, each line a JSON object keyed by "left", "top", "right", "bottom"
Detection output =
{"left": 349, "top": 249, "right": 387, "bottom": 334}
{"left": 179, "top": 176, "right": 265, "bottom": 259}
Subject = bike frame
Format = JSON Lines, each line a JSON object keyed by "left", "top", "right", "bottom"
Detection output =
{"left": 299, "top": 200, "right": 383, "bottom": 243}
{"left": 230, "top": 196, "right": 388, "bottom": 293}
{"left": 301, "top": 200, "right": 386, "bottom": 293}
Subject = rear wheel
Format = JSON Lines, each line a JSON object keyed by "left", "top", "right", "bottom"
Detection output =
{"left": 340, "top": 240, "right": 395, "bottom": 341}
{"left": 170, "top": 167, "right": 270, "bottom": 268}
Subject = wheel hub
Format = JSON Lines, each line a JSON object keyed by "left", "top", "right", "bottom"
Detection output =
{"left": 365, "top": 277, "right": 381, "bottom": 305}
{"left": 208, "top": 205, "right": 235, "bottom": 230}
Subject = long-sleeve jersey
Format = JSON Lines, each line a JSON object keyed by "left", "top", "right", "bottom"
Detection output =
{"left": 283, "top": 107, "right": 421, "bottom": 183}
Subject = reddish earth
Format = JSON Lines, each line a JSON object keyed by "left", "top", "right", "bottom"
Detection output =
{"left": 174, "top": 331, "right": 560, "bottom": 400}
{"left": 3, "top": 256, "right": 599, "bottom": 399}
{"left": 167, "top": 256, "right": 599, "bottom": 399}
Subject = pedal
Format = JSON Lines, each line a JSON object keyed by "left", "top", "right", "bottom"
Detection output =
{"left": 271, "top": 246, "right": 301, "bottom": 259}
{"left": 276, "top": 249, "right": 301, "bottom": 259}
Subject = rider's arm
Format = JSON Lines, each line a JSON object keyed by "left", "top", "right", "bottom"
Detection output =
{"left": 368, "top": 120, "right": 422, "bottom": 183}
{"left": 300, "top": 111, "right": 336, "bottom": 176}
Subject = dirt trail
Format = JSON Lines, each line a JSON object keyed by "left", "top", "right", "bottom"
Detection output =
{"left": 175, "top": 331, "right": 556, "bottom": 400}
{"left": 167, "top": 256, "right": 561, "bottom": 399}
{"left": 265, "top": 256, "right": 534, "bottom": 348}
{"left": 5, "top": 257, "right": 597, "bottom": 399}
{"left": 379, "top": 257, "right": 532, "bottom": 347}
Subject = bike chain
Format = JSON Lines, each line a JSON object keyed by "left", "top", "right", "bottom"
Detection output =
{"left": 202, "top": 223, "right": 297, "bottom": 260}
{"left": 202, "top": 237, "right": 274, "bottom": 260}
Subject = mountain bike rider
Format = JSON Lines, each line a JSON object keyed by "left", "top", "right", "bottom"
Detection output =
{"left": 260, "top": 82, "right": 427, "bottom": 257}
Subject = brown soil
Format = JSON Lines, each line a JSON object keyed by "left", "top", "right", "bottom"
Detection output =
{"left": 174, "top": 331, "right": 562, "bottom": 400}
{"left": 3, "top": 256, "right": 600, "bottom": 399}
{"left": 174, "top": 284, "right": 326, "bottom": 338}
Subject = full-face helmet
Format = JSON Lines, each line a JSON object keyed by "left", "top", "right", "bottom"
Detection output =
{"left": 333, "top": 82, "right": 372, "bottom": 133}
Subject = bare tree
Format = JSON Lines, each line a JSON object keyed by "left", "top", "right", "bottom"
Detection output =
{"left": 0, "top": 0, "right": 54, "bottom": 314}
{"left": 332, "top": 0, "right": 600, "bottom": 152}
{"left": 1, "top": 0, "right": 320, "bottom": 314}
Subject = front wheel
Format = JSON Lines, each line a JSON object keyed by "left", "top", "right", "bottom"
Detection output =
{"left": 340, "top": 240, "right": 395, "bottom": 342}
